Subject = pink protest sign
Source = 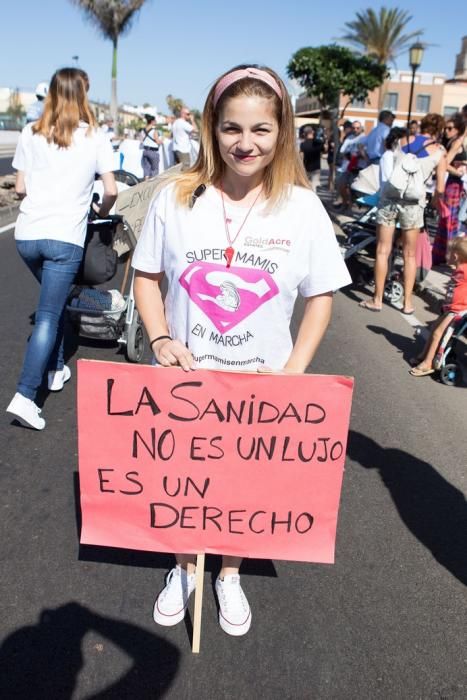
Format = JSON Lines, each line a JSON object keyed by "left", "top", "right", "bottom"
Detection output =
{"left": 77, "top": 360, "right": 354, "bottom": 564}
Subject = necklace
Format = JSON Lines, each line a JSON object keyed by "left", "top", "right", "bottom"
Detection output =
{"left": 220, "top": 183, "right": 263, "bottom": 267}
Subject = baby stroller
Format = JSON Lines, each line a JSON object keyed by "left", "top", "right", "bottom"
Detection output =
{"left": 66, "top": 179, "right": 146, "bottom": 363}
{"left": 433, "top": 311, "right": 467, "bottom": 386}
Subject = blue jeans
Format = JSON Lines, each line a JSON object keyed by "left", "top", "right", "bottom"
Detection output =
{"left": 16, "top": 239, "right": 83, "bottom": 400}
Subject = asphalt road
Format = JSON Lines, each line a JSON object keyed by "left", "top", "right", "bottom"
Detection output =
{"left": 0, "top": 226, "right": 466, "bottom": 699}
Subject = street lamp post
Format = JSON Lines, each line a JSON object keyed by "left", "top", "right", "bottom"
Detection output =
{"left": 407, "top": 42, "right": 424, "bottom": 129}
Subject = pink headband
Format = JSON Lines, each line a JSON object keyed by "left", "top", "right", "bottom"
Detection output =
{"left": 213, "top": 68, "right": 283, "bottom": 108}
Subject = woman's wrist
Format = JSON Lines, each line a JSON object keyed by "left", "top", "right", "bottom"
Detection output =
{"left": 284, "top": 358, "right": 307, "bottom": 374}
{"left": 150, "top": 335, "right": 172, "bottom": 352}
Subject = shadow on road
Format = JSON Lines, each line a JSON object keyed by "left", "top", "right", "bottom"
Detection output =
{"left": 0, "top": 602, "right": 180, "bottom": 699}
{"left": 347, "top": 431, "right": 467, "bottom": 586}
{"left": 366, "top": 323, "right": 420, "bottom": 362}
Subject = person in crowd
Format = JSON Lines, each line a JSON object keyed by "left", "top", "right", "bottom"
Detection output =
{"left": 140, "top": 112, "right": 162, "bottom": 179}
{"left": 361, "top": 110, "right": 395, "bottom": 164}
{"left": 6, "top": 68, "right": 117, "bottom": 430}
{"left": 132, "top": 63, "right": 351, "bottom": 637}
{"left": 409, "top": 120, "right": 420, "bottom": 137}
{"left": 335, "top": 121, "right": 365, "bottom": 209}
{"left": 172, "top": 106, "right": 198, "bottom": 170}
{"left": 462, "top": 104, "right": 467, "bottom": 123}
{"left": 359, "top": 113, "right": 446, "bottom": 314}
{"left": 100, "top": 119, "right": 115, "bottom": 141}
{"left": 332, "top": 121, "right": 352, "bottom": 195}
{"left": 325, "top": 127, "right": 335, "bottom": 187}
{"left": 300, "top": 126, "right": 323, "bottom": 192}
{"left": 379, "top": 126, "right": 407, "bottom": 187}
{"left": 337, "top": 121, "right": 353, "bottom": 154}
{"left": 26, "top": 82, "right": 48, "bottom": 123}
{"left": 432, "top": 113, "right": 466, "bottom": 265}
{"left": 409, "top": 236, "right": 467, "bottom": 376}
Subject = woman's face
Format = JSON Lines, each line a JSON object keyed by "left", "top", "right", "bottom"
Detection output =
{"left": 216, "top": 95, "right": 279, "bottom": 180}
{"left": 445, "top": 122, "right": 458, "bottom": 138}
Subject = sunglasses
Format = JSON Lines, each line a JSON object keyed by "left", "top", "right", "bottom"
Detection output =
{"left": 445, "top": 126, "right": 455, "bottom": 131}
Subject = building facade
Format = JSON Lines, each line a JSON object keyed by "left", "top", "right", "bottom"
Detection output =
{"left": 295, "top": 36, "right": 467, "bottom": 132}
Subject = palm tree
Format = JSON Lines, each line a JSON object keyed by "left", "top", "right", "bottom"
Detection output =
{"left": 339, "top": 7, "right": 423, "bottom": 65}
{"left": 70, "top": 0, "right": 149, "bottom": 126}
{"left": 339, "top": 7, "right": 424, "bottom": 109}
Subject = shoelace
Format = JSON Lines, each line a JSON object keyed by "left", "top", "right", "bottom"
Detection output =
{"left": 219, "top": 578, "right": 247, "bottom": 612}
{"left": 163, "top": 568, "right": 192, "bottom": 600}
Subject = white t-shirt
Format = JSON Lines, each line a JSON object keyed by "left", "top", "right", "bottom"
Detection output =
{"left": 141, "top": 127, "right": 160, "bottom": 148}
{"left": 172, "top": 118, "right": 194, "bottom": 153}
{"left": 132, "top": 184, "right": 351, "bottom": 370}
{"left": 13, "top": 122, "right": 115, "bottom": 247}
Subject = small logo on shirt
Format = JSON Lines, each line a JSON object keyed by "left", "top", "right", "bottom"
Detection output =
{"left": 244, "top": 235, "right": 291, "bottom": 253}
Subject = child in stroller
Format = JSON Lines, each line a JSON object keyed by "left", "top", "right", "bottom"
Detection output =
{"left": 409, "top": 236, "right": 467, "bottom": 384}
{"left": 67, "top": 180, "right": 146, "bottom": 362}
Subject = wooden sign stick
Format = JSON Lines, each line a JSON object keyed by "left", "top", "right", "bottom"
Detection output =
{"left": 192, "top": 553, "right": 205, "bottom": 654}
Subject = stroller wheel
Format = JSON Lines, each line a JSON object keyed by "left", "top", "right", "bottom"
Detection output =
{"left": 126, "top": 310, "right": 145, "bottom": 363}
{"left": 439, "top": 363, "right": 459, "bottom": 386}
{"left": 384, "top": 280, "right": 403, "bottom": 304}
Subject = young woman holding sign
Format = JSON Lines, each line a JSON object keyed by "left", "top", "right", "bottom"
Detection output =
{"left": 132, "top": 65, "right": 351, "bottom": 636}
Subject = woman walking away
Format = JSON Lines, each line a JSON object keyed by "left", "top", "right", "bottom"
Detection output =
{"left": 432, "top": 113, "right": 466, "bottom": 265}
{"left": 140, "top": 112, "right": 162, "bottom": 179}
{"left": 359, "top": 113, "right": 446, "bottom": 315}
{"left": 132, "top": 64, "right": 351, "bottom": 637}
{"left": 6, "top": 68, "right": 117, "bottom": 430}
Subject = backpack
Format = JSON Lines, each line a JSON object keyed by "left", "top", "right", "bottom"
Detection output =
{"left": 384, "top": 140, "right": 436, "bottom": 203}
{"left": 76, "top": 220, "right": 118, "bottom": 286}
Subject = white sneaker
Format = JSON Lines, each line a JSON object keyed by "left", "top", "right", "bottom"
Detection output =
{"left": 153, "top": 565, "right": 196, "bottom": 627}
{"left": 6, "top": 392, "right": 45, "bottom": 430}
{"left": 215, "top": 574, "right": 251, "bottom": 636}
{"left": 48, "top": 365, "right": 71, "bottom": 392}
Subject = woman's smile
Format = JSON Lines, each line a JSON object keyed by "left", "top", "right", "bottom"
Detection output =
{"left": 232, "top": 153, "right": 257, "bottom": 162}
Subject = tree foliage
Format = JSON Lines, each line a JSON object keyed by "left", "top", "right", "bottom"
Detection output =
{"left": 166, "top": 94, "right": 184, "bottom": 116}
{"left": 287, "top": 45, "right": 387, "bottom": 112}
{"left": 70, "top": 0, "right": 149, "bottom": 125}
{"left": 7, "top": 90, "right": 25, "bottom": 119}
{"left": 70, "top": 0, "right": 147, "bottom": 42}
{"left": 338, "top": 7, "right": 424, "bottom": 65}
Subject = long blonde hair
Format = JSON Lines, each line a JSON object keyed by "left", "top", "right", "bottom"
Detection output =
{"left": 167, "top": 64, "right": 309, "bottom": 208}
{"left": 32, "top": 68, "right": 96, "bottom": 148}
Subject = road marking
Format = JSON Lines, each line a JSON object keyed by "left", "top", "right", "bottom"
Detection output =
{"left": 398, "top": 310, "right": 428, "bottom": 339}
{"left": 0, "top": 222, "right": 15, "bottom": 235}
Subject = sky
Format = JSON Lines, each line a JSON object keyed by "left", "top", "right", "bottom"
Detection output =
{"left": 1, "top": 0, "right": 466, "bottom": 112}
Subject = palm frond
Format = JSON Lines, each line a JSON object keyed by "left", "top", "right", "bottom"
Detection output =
{"left": 70, "top": 0, "right": 147, "bottom": 41}
{"left": 337, "top": 6, "right": 424, "bottom": 64}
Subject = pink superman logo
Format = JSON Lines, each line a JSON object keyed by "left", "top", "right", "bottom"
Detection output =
{"left": 179, "top": 261, "right": 279, "bottom": 333}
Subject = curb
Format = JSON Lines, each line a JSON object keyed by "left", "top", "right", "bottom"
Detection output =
{"left": 417, "top": 280, "right": 445, "bottom": 314}
{"left": 0, "top": 204, "right": 19, "bottom": 229}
